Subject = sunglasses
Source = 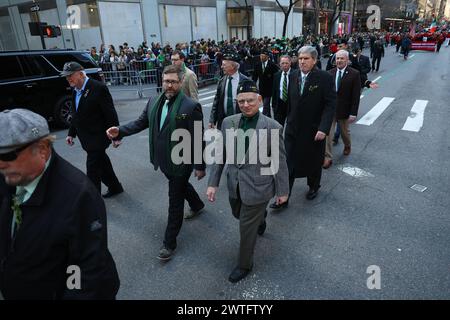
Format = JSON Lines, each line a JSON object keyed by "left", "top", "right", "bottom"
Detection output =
{"left": 0, "top": 142, "right": 34, "bottom": 162}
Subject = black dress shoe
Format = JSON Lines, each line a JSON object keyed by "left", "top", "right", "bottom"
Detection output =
{"left": 306, "top": 188, "right": 319, "bottom": 200}
{"left": 228, "top": 266, "right": 252, "bottom": 283}
{"left": 269, "top": 201, "right": 288, "bottom": 210}
{"left": 257, "top": 220, "right": 266, "bottom": 236}
{"left": 102, "top": 185, "right": 124, "bottom": 198}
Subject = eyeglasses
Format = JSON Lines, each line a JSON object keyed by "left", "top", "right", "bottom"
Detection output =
{"left": 237, "top": 98, "right": 257, "bottom": 105}
{"left": 163, "top": 80, "right": 180, "bottom": 85}
{"left": 0, "top": 142, "right": 34, "bottom": 162}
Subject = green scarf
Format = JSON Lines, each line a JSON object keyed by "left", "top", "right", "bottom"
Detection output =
{"left": 148, "top": 91, "right": 185, "bottom": 176}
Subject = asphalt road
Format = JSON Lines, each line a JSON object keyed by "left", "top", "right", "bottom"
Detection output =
{"left": 51, "top": 45, "right": 450, "bottom": 299}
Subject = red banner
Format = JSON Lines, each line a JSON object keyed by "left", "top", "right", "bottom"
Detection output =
{"left": 411, "top": 41, "right": 436, "bottom": 51}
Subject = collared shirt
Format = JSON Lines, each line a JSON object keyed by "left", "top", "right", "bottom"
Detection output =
{"left": 335, "top": 66, "right": 346, "bottom": 91}
{"left": 75, "top": 77, "right": 89, "bottom": 111}
{"left": 279, "top": 69, "right": 290, "bottom": 100}
{"left": 223, "top": 71, "right": 240, "bottom": 114}
{"left": 262, "top": 61, "right": 267, "bottom": 72}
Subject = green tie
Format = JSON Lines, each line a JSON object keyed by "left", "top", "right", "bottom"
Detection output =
{"left": 300, "top": 75, "right": 306, "bottom": 95}
{"left": 160, "top": 99, "right": 169, "bottom": 130}
{"left": 11, "top": 187, "right": 27, "bottom": 238}
{"left": 336, "top": 70, "right": 342, "bottom": 91}
{"left": 282, "top": 72, "right": 288, "bottom": 101}
{"left": 262, "top": 62, "right": 265, "bottom": 73}
{"left": 226, "top": 76, "right": 234, "bottom": 116}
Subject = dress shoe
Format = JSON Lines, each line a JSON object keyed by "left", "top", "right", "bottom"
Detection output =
{"left": 257, "top": 220, "right": 266, "bottom": 236}
{"left": 306, "top": 188, "right": 319, "bottom": 200}
{"left": 269, "top": 201, "right": 288, "bottom": 210}
{"left": 322, "top": 159, "right": 333, "bottom": 169}
{"left": 228, "top": 265, "right": 252, "bottom": 283}
{"left": 102, "top": 184, "right": 124, "bottom": 198}
{"left": 343, "top": 145, "right": 351, "bottom": 156}
{"left": 184, "top": 204, "right": 205, "bottom": 220}
{"left": 157, "top": 246, "right": 175, "bottom": 261}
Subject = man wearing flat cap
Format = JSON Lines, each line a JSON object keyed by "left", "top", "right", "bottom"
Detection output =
{"left": 0, "top": 109, "right": 120, "bottom": 300}
{"left": 62, "top": 61, "right": 123, "bottom": 198}
{"left": 209, "top": 53, "right": 250, "bottom": 130}
{"left": 207, "top": 80, "right": 289, "bottom": 283}
{"left": 252, "top": 49, "right": 279, "bottom": 118}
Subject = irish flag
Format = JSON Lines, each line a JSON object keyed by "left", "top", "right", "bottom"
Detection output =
{"left": 430, "top": 19, "right": 437, "bottom": 33}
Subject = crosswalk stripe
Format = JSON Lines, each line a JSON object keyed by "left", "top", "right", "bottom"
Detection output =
{"left": 203, "top": 102, "right": 213, "bottom": 108}
{"left": 357, "top": 97, "right": 395, "bottom": 126}
{"left": 199, "top": 95, "right": 215, "bottom": 102}
{"left": 372, "top": 76, "right": 382, "bottom": 82}
{"left": 199, "top": 90, "right": 216, "bottom": 97}
{"left": 401, "top": 100, "right": 428, "bottom": 132}
{"left": 360, "top": 95, "right": 364, "bottom": 99}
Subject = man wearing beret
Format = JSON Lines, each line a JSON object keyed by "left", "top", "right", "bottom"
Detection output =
{"left": 252, "top": 49, "right": 279, "bottom": 118}
{"left": 209, "top": 53, "right": 250, "bottom": 130}
{"left": 62, "top": 61, "right": 124, "bottom": 198}
{"left": 207, "top": 80, "right": 289, "bottom": 283}
{"left": 0, "top": 109, "right": 120, "bottom": 299}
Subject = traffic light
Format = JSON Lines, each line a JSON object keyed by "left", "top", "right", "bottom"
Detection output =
{"left": 42, "top": 25, "right": 61, "bottom": 38}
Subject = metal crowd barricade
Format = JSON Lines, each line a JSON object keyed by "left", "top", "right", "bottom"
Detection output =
{"left": 190, "top": 61, "right": 220, "bottom": 87}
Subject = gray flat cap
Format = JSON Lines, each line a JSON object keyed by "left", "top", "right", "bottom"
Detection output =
{"left": 0, "top": 109, "right": 50, "bottom": 154}
{"left": 60, "top": 61, "right": 84, "bottom": 76}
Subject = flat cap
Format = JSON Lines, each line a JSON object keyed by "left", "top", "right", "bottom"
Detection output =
{"left": 237, "top": 80, "right": 259, "bottom": 95}
{"left": 0, "top": 109, "right": 50, "bottom": 154}
{"left": 60, "top": 61, "right": 84, "bottom": 76}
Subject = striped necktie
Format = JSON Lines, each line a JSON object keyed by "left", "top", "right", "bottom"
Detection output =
{"left": 282, "top": 72, "right": 288, "bottom": 102}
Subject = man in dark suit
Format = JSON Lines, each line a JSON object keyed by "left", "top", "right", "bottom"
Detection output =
{"left": 252, "top": 49, "right": 279, "bottom": 117}
{"left": 371, "top": 40, "right": 384, "bottom": 72}
{"left": 0, "top": 109, "right": 119, "bottom": 300}
{"left": 209, "top": 53, "right": 250, "bottom": 129}
{"left": 326, "top": 40, "right": 361, "bottom": 73}
{"left": 323, "top": 50, "right": 361, "bottom": 169}
{"left": 271, "top": 55, "right": 292, "bottom": 126}
{"left": 64, "top": 62, "right": 123, "bottom": 198}
{"left": 106, "top": 65, "right": 206, "bottom": 261}
{"left": 270, "top": 46, "right": 336, "bottom": 210}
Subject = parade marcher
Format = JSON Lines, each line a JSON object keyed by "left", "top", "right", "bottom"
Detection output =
{"left": 252, "top": 49, "right": 280, "bottom": 117}
{"left": 324, "top": 50, "right": 361, "bottom": 169}
{"left": 371, "top": 40, "right": 385, "bottom": 72}
{"left": 63, "top": 62, "right": 124, "bottom": 198}
{"left": 0, "top": 109, "right": 120, "bottom": 300}
{"left": 171, "top": 50, "right": 199, "bottom": 101}
{"left": 207, "top": 80, "right": 289, "bottom": 283}
{"left": 209, "top": 53, "right": 250, "bottom": 129}
{"left": 326, "top": 40, "right": 361, "bottom": 73}
{"left": 271, "top": 55, "right": 291, "bottom": 126}
{"left": 106, "top": 65, "right": 206, "bottom": 261}
{"left": 270, "top": 46, "right": 335, "bottom": 210}
{"left": 401, "top": 35, "right": 412, "bottom": 60}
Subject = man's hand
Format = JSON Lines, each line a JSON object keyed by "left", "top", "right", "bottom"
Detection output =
{"left": 208, "top": 123, "right": 215, "bottom": 129}
{"left": 206, "top": 186, "right": 217, "bottom": 202}
{"left": 194, "top": 170, "right": 206, "bottom": 180}
{"left": 112, "top": 140, "right": 122, "bottom": 148}
{"left": 276, "top": 195, "right": 289, "bottom": 205}
{"left": 66, "top": 136, "right": 75, "bottom": 146}
{"left": 369, "top": 82, "right": 379, "bottom": 89}
{"left": 106, "top": 127, "right": 120, "bottom": 140}
{"left": 348, "top": 115, "right": 357, "bottom": 124}
{"left": 314, "top": 131, "right": 327, "bottom": 141}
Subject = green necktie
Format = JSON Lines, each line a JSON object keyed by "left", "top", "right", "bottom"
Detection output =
{"left": 336, "top": 70, "right": 342, "bottom": 92}
{"left": 262, "top": 62, "right": 265, "bottom": 73}
{"left": 226, "top": 76, "right": 234, "bottom": 116}
{"left": 160, "top": 99, "right": 169, "bottom": 130}
{"left": 11, "top": 187, "right": 27, "bottom": 238}
{"left": 300, "top": 75, "right": 306, "bottom": 95}
{"left": 282, "top": 72, "right": 288, "bottom": 101}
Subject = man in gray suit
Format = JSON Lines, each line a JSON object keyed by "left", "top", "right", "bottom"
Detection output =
{"left": 208, "top": 53, "right": 250, "bottom": 130}
{"left": 207, "top": 80, "right": 289, "bottom": 283}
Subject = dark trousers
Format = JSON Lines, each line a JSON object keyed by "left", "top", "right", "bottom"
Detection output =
{"left": 86, "top": 149, "right": 121, "bottom": 192}
{"left": 372, "top": 57, "right": 381, "bottom": 71}
{"left": 274, "top": 98, "right": 288, "bottom": 126}
{"left": 229, "top": 185, "right": 268, "bottom": 269}
{"left": 163, "top": 174, "right": 204, "bottom": 250}
{"left": 437, "top": 43, "right": 442, "bottom": 52}
{"left": 262, "top": 97, "right": 272, "bottom": 118}
{"left": 288, "top": 167, "right": 322, "bottom": 195}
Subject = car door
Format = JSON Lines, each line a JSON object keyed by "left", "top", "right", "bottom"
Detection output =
{"left": 0, "top": 56, "right": 26, "bottom": 112}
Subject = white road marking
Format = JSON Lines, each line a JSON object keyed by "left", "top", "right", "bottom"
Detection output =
{"left": 401, "top": 100, "right": 428, "bottom": 132}
{"left": 409, "top": 54, "right": 415, "bottom": 59}
{"left": 372, "top": 76, "right": 382, "bottom": 82}
{"left": 338, "top": 165, "right": 374, "bottom": 178}
{"left": 360, "top": 95, "right": 364, "bottom": 99}
{"left": 199, "top": 90, "right": 216, "bottom": 97}
{"left": 199, "top": 95, "right": 215, "bottom": 102}
{"left": 203, "top": 102, "right": 213, "bottom": 108}
{"left": 357, "top": 97, "right": 395, "bottom": 126}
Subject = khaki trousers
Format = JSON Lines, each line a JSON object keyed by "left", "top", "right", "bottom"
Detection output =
{"left": 325, "top": 118, "right": 351, "bottom": 160}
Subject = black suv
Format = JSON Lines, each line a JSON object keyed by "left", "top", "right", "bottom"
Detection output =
{"left": 0, "top": 49, "right": 103, "bottom": 128}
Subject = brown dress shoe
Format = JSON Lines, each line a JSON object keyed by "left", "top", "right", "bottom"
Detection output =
{"left": 343, "top": 145, "right": 351, "bottom": 156}
{"left": 322, "top": 159, "right": 333, "bottom": 169}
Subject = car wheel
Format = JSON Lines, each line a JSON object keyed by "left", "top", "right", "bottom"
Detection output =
{"left": 54, "top": 95, "right": 73, "bottom": 128}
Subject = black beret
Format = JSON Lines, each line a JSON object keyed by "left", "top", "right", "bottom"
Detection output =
{"left": 222, "top": 52, "right": 241, "bottom": 63}
{"left": 237, "top": 80, "right": 259, "bottom": 95}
